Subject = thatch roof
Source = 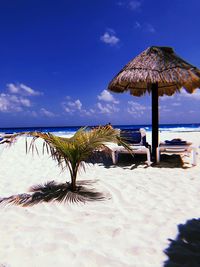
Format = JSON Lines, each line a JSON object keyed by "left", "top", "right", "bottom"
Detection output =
{"left": 108, "top": 46, "right": 200, "bottom": 96}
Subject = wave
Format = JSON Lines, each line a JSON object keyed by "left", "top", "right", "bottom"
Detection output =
{"left": 1, "top": 124, "right": 200, "bottom": 135}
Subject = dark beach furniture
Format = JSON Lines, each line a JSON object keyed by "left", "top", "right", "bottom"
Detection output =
{"left": 108, "top": 46, "right": 200, "bottom": 162}
{"left": 119, "top": 128, "right": 150, "bottom": 147}
{"left": 156, "top": 139, "right": 197, "bottom": 165}
{"left": 109, "top": 128, "right": 151, "bottom": 166}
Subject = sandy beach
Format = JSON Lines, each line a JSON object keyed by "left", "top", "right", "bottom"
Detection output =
{"left": 0, "top": 131, "right": 200, "bottom": 267}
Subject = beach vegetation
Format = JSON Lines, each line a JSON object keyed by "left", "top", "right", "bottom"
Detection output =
{"left": 1, "top": 126, "right": 130, "bottom": 205}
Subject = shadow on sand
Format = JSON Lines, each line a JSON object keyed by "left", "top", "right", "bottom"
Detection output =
{"left": 91, "top": 151, "right": 150, "bottom": 169}
{"left": 151, "top": 154, "right": 192, "bottom": 169}
{"left": 91, "top": 151, "right": 192, "bottom": 169}
{"left": 164, "top": 218, "right": 200, "bottom": 266}
{"left": 0, "top": 180, "right": 106, "bottom": 207}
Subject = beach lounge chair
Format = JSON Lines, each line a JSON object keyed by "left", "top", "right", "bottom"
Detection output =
{"left": 108, "top": 128, "right": 151, "bottom": 166}
{"left": 156, "top": 139, "right": 197, "bottom": 165}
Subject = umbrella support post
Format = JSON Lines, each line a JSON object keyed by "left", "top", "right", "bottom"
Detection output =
{"left": 108, "top": 47, "right": 200, "bottom": 165}
{"left": 151, "top": 83, "right": 159, "bottom": 162}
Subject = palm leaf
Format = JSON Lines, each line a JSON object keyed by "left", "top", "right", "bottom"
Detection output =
{"left": 0, "top": 127, "right": 131, "bottom": 205}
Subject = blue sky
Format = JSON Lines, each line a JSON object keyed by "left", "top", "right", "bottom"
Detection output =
{"left": 0, "top": 0, "right": 200, "bottom": 127}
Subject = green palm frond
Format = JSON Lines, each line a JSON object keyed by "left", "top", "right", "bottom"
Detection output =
{"left": 1, "top": 127, "right": 131, "bottom": 205}
{"left": 6, "top": 127, "right": 130, "bottom": 161}
{"left": 6, "top": 127, "right": 132, "bottom": 177}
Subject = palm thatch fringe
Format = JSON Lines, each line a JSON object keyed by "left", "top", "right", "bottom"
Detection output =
{"left": 108, "top": 46, "right": 200, "bottom": 96}
{"left": 0, "top": 180, "right": 105, "bottom": 206}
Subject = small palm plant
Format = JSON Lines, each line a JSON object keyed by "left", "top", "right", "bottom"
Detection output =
{"left": 1, "top": 126, "right": 131, "bottom": 205}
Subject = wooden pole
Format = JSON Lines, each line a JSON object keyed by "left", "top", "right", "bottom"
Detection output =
{"left": 151, "top": 83, "right": 159, "bottom": 162}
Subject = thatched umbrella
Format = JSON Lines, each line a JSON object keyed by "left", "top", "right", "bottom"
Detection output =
{"left": 108, "top": 46, "right": 200, "bottom": 161}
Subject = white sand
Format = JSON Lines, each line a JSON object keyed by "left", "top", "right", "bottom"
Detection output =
{"left": 0, "top": 132, "right": 200, "bottom": 267}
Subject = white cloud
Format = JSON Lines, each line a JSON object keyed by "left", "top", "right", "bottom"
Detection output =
{"left": 161, "top": 89, "right": 200, "bottom": 101}
{"left": 89, "top": 108, "right": 95, "bottom": 113}
{"left": 0, "top": 94, "right": 10, "bottom": 112}
{"left": 65, "top": 99, "right": 82, "bottom": 113}
{"left": 134, "top": 21, "right": 141, "bottom": 29}
{"left": 160, "top": 105, "right": 172, "bottom": 113}
{"left": 116, "top": 1, "right": 124, "bottom": 6}
{"left": 97, "top": 102, "right": 120, "bottom": 114}
{"left": 0, "top": 93, "right": 31, "bottom": 112}
{"left": 129, "top": 0, "right": 141, "bottom": 10}
{"left": 97, "top": 90, "right": 119, "bottom": 104}
{"left": 20, "top": 84, "right": 42, "bottom": 96}
{"left": 7, "top": 83, "right": 19, "bottom": 94}
{"left": 127, "top": 101, "right": 146, "bottom": 115}
{"left": 67, "top": 99, "right": 82, "bottom": 110}
{"left": 0, "top": 82, "right": 44, "bottom": 113}
{"left": 134, "top": 21, "right": 156, "bottom": 33}
{"left": 100, "top": 30, "right": 120, "bottom": 46}
{"left": 63, "top": 98, "right": 94, "bottom": 116}
{"left": 180, "top": 89, "right": 200, "bottom": 100}
{"left": 29, "top": 111, "right": 38, "bottom": 117}
{"left": 145, "top": 23, "right": 156, "bottom": 33}
{"left": 80, "top": 109, "right": 94, "bottom": 116}
{"left": 40, "top": 108, "right": 55, "bottom": 117}
{"left": 126, "top": 101, "right": 149, "bottom": 117}
{"left": 7, "top": 83, "right": 42, "bottom": 96}
{"left": 63, "top": 96, "right": 120, "bottom": 117}
{"left": 160, "top": 95, "right": 175, "bottom": 101}
{"left": 64, "top": 107, "right": 72, "bottom": 113}
{"left": 160, "top": 89, "right": 200, "bottom": 101}
{"left": 117, "top": 0, "right": 142, "bottom": 11}
{"left": 171, "top": 102, "right": 181, "bottom": 107}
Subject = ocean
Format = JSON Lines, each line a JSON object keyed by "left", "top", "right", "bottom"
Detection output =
{"left": 0, "top": 123, "right": 200, "bottom": 136}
